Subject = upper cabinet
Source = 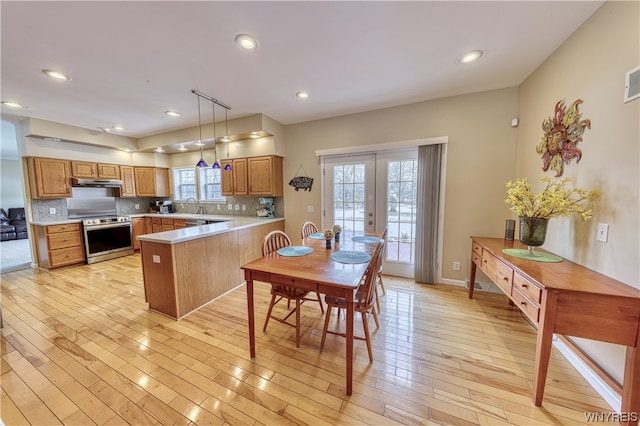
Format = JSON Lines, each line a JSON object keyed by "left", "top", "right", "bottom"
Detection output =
{"left": 119, "top": 166, "right": 136, "bottom": 197}
{"left": 221, "top": 158, "right": 248, "bottom": 196}
{"left": 222, "top": 156, "right": 283, "bottom": 196}
{"left": 28, "top": 157, "right": 72, "bottom": 199}
{"left": 248, "top": 156, "right": 283, "bottom": 196}
{"left": 134, "top": 167, "right": 170, "bottom": 197}
{"left": 71, "top": 161, "right": 121, "bottom": 179}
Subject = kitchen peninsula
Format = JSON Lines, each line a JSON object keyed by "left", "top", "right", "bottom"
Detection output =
{"left": 137, "top": 215, "right": 284, "bottom": 319}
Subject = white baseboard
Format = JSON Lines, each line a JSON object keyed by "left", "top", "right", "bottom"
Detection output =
{"left": 439, "top": 279, "right": 621, "bottom": 411}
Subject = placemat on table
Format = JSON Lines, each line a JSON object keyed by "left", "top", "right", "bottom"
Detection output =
{"left": 329, "top": 251, "right": 371, "bottom": 264}
{"left": 308, "top": 233, "right": 325, "bottom": 240}
{"left": 277, "top": 246, "right": 314, "bottom": 257}
{"left": 502, "top": 248, "right": 563, "bottom": 263}
{"left": 351, "top": 236, "right": 383, "bottom": 244}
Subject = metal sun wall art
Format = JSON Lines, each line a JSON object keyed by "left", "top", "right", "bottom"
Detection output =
{"left": 536, "top": 99, "right": 591, "bottom": 177}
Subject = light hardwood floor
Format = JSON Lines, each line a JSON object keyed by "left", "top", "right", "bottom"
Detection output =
{"left": 1, "top": 254, "right": 612, "bottom": 425}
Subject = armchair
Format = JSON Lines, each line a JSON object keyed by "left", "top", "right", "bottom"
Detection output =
{"left": 8, "top": 208, "right": 27, "bottom": 239}
{"left": 0, "top": 209, "right": 17, "bottom": 241}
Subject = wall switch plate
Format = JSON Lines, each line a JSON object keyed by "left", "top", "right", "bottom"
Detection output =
{"left": 216, "top": 204, "right": 220, "bottom": 210}
{"left": 597, "top": 223, "right": 609, "bottom": 242}
{"left": 453, "top": 261, "right": 461, "bottom": 271}
{"left": 49, "top": 207, "right": 56, "bottom": 214}
{"left": 307, "top": 205, "right": 314, "bottom": 213}
{"left": 228, "top": 204, "right": 232, "bottom": 210}
{"left": 242, "top": 205, "right": 246, "bottom": 211}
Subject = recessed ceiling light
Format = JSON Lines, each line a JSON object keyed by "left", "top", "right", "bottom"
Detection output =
{"left": 154, "top": 147, "right": 165, "bottom": 153}
{"left": 235, "top": 33, "right": 259, "bottom": 50}
{"left": 220, "top": 136, "right": 231, "bottom": 143}
{"left": 100, "top": 127, "right": 112, "bottom": 133}
{"left": 1, "top": 101, "right": 25, "bottom": 109}
{"left": 177, "top": 145, "right": 188, "bottom": 151}
{"left": 112, "top": 126, "right": 126, "bottom": 132}
{"left": 460, "top": 50, "right": 483, "bottom": 64}
{"left": 250, "top": 132, "right": 260, "bottom": 139}
{"left": 165, "top": 110, "right": 181, "bottom": 117}
{"left": 296, "top": 91, "right": 310, "bottom": 99}
{"left": 121, "top": 148, "right": 132, "bottom": 153}
{"left": 42, "top": 69, "right": 71, "bottom": 81}
{"left": 194, "top": 141, "right": 205, "bottom": 146}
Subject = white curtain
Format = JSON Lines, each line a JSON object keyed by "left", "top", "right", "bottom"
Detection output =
{"left": 414, "top": 144, "right": 443, "bottom": 284}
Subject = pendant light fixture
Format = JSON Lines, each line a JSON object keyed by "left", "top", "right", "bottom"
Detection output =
{"left": 223, "top": 108, "right": 232, "bottom": 171}
{"left": 211, "top": 101, "right": 220, "bottom": 169}
{"left": 195, "top": 95, "right": 208, "bottom": 167}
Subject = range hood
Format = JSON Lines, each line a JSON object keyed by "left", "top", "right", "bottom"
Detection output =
{"left": 71, "top": 177, "right": 123, "bottom": 188}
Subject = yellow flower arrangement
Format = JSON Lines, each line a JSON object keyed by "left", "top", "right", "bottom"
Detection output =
{"left": 323, "top": 229, "right": 334, "bottom": 240}
{"left": 505, "top": 177, "right": 600, "bottom": 220}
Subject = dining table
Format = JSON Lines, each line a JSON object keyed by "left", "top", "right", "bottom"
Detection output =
{"left": 241, "top": 230, "right": 385, "bottom": 395}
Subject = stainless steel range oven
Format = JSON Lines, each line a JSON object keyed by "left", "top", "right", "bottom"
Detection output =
{"left": 82, "top": 217, "right": 134, "bottom": 264}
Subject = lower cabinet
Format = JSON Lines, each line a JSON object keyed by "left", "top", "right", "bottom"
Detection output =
{"left": 34, "top": 223, "right": 85, "bottom": 269}
{"left": 131, "top": 217, "right": 146, "bottom": 251}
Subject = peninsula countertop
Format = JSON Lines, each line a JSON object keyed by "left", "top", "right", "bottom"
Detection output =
{"left": 136, "top": 214, "right": 284, "bottom": 245}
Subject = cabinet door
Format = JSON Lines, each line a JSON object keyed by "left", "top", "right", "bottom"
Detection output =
{"left": 30, "top": 157, "right": 72, "bottom": 198}
{"left": 249, "top": 156, "right": 283, "bottom": 196}
{"left": 221, "top": 160, "right": 234, "bottom": 196}
{"left": 144, "top": 217, "right": 153, "bottom": 233}
{"left": 131, "top": 218, "right": 145, "bottom": 251}
{"left": 98, "top": 163, "right": 120, "bottom": 179}
{"left": 233, "top": 158, "right": 248, "bottom": 195}
{"left": 155, "top": 168, "right": 170, "bottom": 197}
{"left": 71, "top": 161, "right": 97, "bottom": 178}
{"left": 134, "top": 167, "right": 157, "bottom": 196}
{"left": 119, "top": 166, "right": 136, "bottom": 197}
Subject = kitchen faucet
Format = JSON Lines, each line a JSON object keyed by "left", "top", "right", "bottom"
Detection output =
{"left": 184, "top": 198, "right": 202, "bottom": 214}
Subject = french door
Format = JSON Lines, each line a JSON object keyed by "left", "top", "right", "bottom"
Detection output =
{"left": 322, "top": 149, "right": 418, "bottom": 278}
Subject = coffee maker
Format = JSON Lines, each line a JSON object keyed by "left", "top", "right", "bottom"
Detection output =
{"left": 256, "top": 197, "right": 274, "bottom": 218}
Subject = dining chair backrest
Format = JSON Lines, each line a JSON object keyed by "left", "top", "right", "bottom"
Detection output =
{"left": 355, "top": 243, "right": 383, "bottom": 310}
{"left": 301, "top": 222, "right": 319, "bottom": 239}
{"left": 263, "top": 230, "right": 292, "bottom": 256}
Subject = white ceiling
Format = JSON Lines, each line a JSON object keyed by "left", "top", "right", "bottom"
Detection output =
{"left": 1, "top": 1, "right": 603, "bottom": 142}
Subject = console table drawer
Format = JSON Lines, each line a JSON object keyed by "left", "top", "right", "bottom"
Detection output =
{"left": 472, "top": 242, "right": 483, "bottom": 258}
{"left": 513, "top": 272, "right": 542, "bottom": 304}
{"left": 511, "top": 286, "right": 540, "bottom": 323}
{"left": 481, "top": 252, "right": 513, "bottom": 294}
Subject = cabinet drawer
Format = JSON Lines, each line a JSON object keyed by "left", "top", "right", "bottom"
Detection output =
{"left": 174, "top": 219, "right": 186, "bottom": 229}
{"left": 152, "top": 218, "right": 162, "bottom": 225}
{"left": 48, "top": 232, "right": 83, "bottom": 250}
{"left": 472, "top": 251, "right": 482, "bottom": 266}
{"left": 46, "top": 223, "right": 81, "bottom": 234}
{"left": 481, "top": 252, "right": 513, "bottom": 294}
{"left": 472, "top": 242, "right": 483, "bottom": 258}
{"left": 511, "top": 286, "right": 540, "bottom": 324}
{"left": 513, "top": 272, "right": 542, "bottom": 304}
{"left": 50, "top": 246, "right": 85, "bottom": 268}
{"left": 161, "top": 218, "right": 173, "bottom": 225}
{"left": 162, "top": 225, "right": 174, "bottom": 231}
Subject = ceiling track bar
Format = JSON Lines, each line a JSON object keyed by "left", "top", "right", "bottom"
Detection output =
{"left": 191, "top": 89, "right": 231, "bottom": 110}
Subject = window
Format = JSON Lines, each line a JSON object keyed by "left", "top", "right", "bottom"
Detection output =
{"left": 172, "top": 167, "right": 225, "bottom": 202}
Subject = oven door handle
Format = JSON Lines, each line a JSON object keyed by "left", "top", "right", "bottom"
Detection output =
{"left": 84, "top": 223, "right": 131, "bottom": 232}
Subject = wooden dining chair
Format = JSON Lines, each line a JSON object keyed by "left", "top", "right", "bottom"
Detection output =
{"left": 374, "top": 227, "right": 388, "bottom": 313}
{"left": 262, "top": 230, "right": 324, "bottom": 348}
{"left": 320, "top": 243, "right": 383, "bottom": 362}
{"left": 300, "top": 221, "right": 319, "bottom": 239}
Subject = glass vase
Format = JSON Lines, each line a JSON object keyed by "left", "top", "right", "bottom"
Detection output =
{"left": 325, "top": 239, "right": 332, "bottom": 249}
{"left": 519, "top": 216, "right": 549, "bottom": 255}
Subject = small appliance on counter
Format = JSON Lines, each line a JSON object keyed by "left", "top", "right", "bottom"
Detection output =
{"left": 160, "top": 200, "right": 174, "bottom": 214}
{"left": 256, "top": 197, "right": 275, "bottom": 218}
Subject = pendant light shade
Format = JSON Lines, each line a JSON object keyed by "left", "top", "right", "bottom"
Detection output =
{"left": 224, "top": 163, "right": 232, "bottom": 171}
{"left": 211, "top": 99, "right": 220, "bottom": 169}
{"left": 195, "top": 96, "right": 208, "bottom": 167}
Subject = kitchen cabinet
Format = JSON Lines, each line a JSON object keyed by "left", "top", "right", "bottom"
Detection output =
{"left": 28, "top": 157, "right": 72, "bottom": 199}
{"left": 134, "top": 167, "right": 170, "bottom": 197}
{"left": 34, "top": 223, "right": 85, "bottom": 269}
{"left": 148, "top": 217, "right": 184, "bottom": 233}
{"left": 131, "top": 217, "right": 146, "bottom": 251}
{"left": 151, "top": 218, "right": 163, "bottom": 233}
{"left": 119, "top": 166, "right": 136, "bottom": 197}
{"left": 221, "top": 158, "right": 248, "bottom": 196}
{"left": 248, "top": 156, "right": 283, "bottom": 196}
{"left": 71, "top": 161, "right": 121, "bottom": 179}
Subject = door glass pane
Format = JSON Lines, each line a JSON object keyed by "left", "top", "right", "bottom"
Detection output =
{"left": 386, "top": 159, "right": 417, "bottom": 263}
{"left": 333, "top": 163, "right": 366, "bottom": 232}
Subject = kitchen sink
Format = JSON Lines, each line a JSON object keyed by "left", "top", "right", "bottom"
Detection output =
{"left": 185, "top": 219, "right": 226, "bottom": 228}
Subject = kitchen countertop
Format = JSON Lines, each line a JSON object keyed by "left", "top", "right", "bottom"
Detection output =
{"left": 136, "top": 215, "right": 284, "bottom": 245}
{"left": 31, "top": 219, "right": 84, "bottom": 226}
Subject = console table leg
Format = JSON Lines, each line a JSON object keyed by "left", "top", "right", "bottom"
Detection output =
{"left": 468, "top": 261, "right": 477, "bottom": 299}
{"left": 533, "top": 290, "right": 558, "bottom": 406}
{"left": 621, "top": 343, "right": 640, "bottom": 426}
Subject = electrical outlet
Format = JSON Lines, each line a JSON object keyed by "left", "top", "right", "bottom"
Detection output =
{"left": 242, "top": 205, "right": 246, "bottom": 211}
{"left": 234, "top": 204, "right": 240, "bottom": 211}
{"left": 216, "top": 204, "right": 220, "bottom": 210}
{"left": 307, "top": 205, "right": 314, "bottom": 213}
{"left": 152, "top": 255, "right": 160, "bottom": 263}
{"left": 453, "top": 261, "right": 461, "bottom": 271}
{"left": 228, "top": 204, "right": 233, "bottom": 210}
{"left": 135, "top": 203, "right": 140, "bottom": 209}
{"left": 597, "top": 223, "right": 609, "bottom": 242}
{"left": 49, "top": 207, "right": 56, "bottom": 214}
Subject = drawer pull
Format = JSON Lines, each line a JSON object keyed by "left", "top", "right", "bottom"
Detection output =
{"left": 521, "top": 283, "right": 528, "bottom": 288}
{"left": 503, "top": 277, "right": 509, "bottom": 282}
{"left": 520, "top": 301, "right": 527, "bottom": 306}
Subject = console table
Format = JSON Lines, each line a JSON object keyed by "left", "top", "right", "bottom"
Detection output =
{"left": 469, "top": 237, "right": 640, "bottom": 425}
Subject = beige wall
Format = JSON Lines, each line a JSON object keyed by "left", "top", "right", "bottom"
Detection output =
{"left": 517, "top": 1, "right": 639, "bottom": 384}
{"left": 283, "top": 87, "right": 520, "bottom": 281}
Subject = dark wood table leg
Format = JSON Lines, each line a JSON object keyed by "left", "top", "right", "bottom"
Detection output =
{"left": 533, "top": 290, "right": 558, "bottom": 405}
{"left": 469, "top": 260, "right": 477, "bottom": 299}
{"left": 246, "top": 274, "right": 256, "bottom": 358}
{"left": 346, "top": 299, "right": 354, "bottom": 395}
